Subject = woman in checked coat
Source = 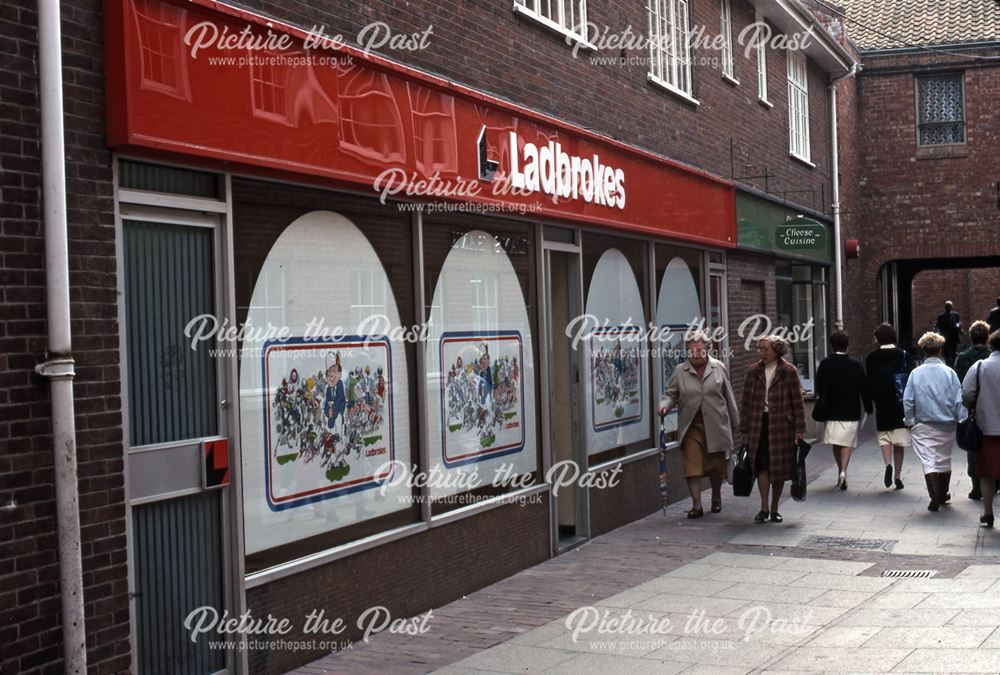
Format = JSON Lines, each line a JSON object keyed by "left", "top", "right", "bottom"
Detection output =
{"left": 739, "top": 335, "right": 806, "bottom": 523}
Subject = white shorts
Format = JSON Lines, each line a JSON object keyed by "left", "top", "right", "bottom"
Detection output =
{"left": 877, "top": 428, "right": 911, "bottom": 447}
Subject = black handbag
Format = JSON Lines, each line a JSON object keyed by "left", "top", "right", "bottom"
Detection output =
{"left": 957, "top": 363, "right": 983, "bottom": 453}
{"left": 732, "top": 443, "right": 753, "bottom": 497}
{"left": 791, "top": 438, "right": 811, "bottom": 502}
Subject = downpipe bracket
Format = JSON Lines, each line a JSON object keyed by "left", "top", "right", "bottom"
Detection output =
{"left": 35, "top": 356, "right": 76, "bottom": 380}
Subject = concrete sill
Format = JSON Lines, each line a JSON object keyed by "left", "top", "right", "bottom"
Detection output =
{"left": 915, "top": 144, "right": 969, "bottom": 160}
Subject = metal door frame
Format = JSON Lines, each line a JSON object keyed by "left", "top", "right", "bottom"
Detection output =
{"left": 538, "top": 231, "right": 590, "bottom": 555}
{"left": 115, "top": 162, "right": 240, "bottom": 674}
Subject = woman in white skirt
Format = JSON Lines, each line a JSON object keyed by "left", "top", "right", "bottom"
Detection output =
{"left": 903, "top": 332, "right": 966, "bottom": 511}
{"left": 813, "top": 330, "right": 872, "bottom": 490}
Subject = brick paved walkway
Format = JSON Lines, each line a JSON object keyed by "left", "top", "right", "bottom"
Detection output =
{"left": 291, "top": 434, "right": 1000, "bottom": 674}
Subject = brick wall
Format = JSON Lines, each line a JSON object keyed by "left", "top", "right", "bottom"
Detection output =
{"left": 247, "top": 498, "right": 550, "bottom": 674}
{"left": 911, "top": 268, "right": 1000, "bottom": 341}
{"left": 0, "top": 0, "right": 844, "bottom": 672}
{"left": 840, "top": 46, "right": 1000, "bottom": 346}
{"left": 0, "top": 1, "right": 130, "bottom": 674}
{"left": 236, "top": 0, "right": 835, "bottom": 217}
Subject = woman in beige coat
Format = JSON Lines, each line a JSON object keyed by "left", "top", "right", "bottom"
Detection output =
{"left": 658, "top": 332, "right": 741, "bottom": 518}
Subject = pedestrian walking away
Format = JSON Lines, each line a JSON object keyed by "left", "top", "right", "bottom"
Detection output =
{"left": 961, "top": 329, "right": 1000, "bottom": 528}
{"left": 739, "top": 335, "right": 806, "bottom": 524}
{"left": 903, "top": 332, "right": 966, "bottom": 512}
{"left": 865, "top": 323, "right": 912, "bottom": 490}
{"left": 935, "top": 300, "right": 963, "bottom": 367}
{"left": 658, "top": 331, "right": 740, "bottom": 519}
{"left": 956, "top": 320, "right": 993, "bottom": 500}
{"left": 987, "top": 295, "right": 1000, "bottom": 334}
{"left": 813, "top": 330, "right": 872, "bottom": 491}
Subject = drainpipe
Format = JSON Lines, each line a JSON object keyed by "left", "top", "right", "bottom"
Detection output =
{"left": 34, "top": 0, "right": 87, "bottom": 672}
{"left": 829, "top": 63, "right": 860, "bottom": 329}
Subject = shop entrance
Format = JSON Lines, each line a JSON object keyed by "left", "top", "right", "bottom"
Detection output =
{"left": 117, "top": 163, "right": 239, "bottom": 675}
{"left": 542, "top": 231, "right": 589, "bottom": 553}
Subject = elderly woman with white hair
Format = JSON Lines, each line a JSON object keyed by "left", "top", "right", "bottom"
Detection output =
{"left": 658, "top": 331, "right": 740, "bottom": 518}
{"left": 903, "top": 331, "right": 966, "bottom": 511}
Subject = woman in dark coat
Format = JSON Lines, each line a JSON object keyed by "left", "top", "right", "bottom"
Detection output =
{"left": 814, "top": 330, "right": 873, "bottom": 491}
{"left": 739, "top": 335, "right": 806, "bottom": 523}
{"left": 864, "top": 323, "right": 912, "bottom": 490}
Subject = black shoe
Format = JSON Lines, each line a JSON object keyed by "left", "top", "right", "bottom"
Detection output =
{"left": 969, "top": 489, "right": 982, "bottom": 501}
{"left": 982, "top": 514, "right": 995, "bottom": 528}
{"left": 884, "top": 465, "right": 893, "bottom": 488}
{"left": 895, "top": 479, "right": 904, "bottom": 490}
{"left": 687, "top": 507, "right": 704, "bottom": 519}
{"left": 754, "top": 510, "right": 769, "bottom": 523}
{"left": 770, "top": 512, "right": 783, "bottom": 523}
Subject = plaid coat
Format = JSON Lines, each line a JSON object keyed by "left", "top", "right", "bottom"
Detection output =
{"left": 739, "top": 358, "right": 806, "bottom": 482}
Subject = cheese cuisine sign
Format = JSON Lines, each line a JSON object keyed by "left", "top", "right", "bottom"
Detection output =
{"left": 508, "top": 132, "right": 627, "bottom": 210}
{"left": 106, "top": 0, "right": 734, "bottom": 246}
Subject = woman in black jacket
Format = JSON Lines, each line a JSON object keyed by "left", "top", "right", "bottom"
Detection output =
{"left": 814, "top": 330, "right": 873, "bottom": 490}
{"left": 864, "top": 323, "right": 913, "bottom": 490}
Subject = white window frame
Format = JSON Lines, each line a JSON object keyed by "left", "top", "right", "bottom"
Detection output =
{"left": 756, "top": 13, "right": 771, "bottom": 106}
{"left": 647, "top": 0, "right": 699, "bottom": 105}
{"left": 720, "top": 0, "right": 738, "bottom": 85}
{"left": 787, "top": 50, "right": 812, "bottom": 164}
{"left": 513, "top": 0, "right": 595, "bottom": 49}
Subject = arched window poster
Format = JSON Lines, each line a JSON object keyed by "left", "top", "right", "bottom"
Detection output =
{"left": 425, "top": 230, "right": 536, "bottom": 499}
{"left": 584, "top": 248, "right": 650, "bottom": 455}
{"left": 655, "top": 257, "right": 703, "bottom": 437}
{"left": 239, "top": 211, "right": 412, "bottom": 555}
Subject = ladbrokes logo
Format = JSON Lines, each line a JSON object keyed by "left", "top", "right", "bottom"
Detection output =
{"left": 508, "top": 132, "right": 627, "bottom": 210}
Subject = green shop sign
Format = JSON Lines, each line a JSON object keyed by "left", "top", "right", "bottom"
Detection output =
{"left": 736, "top": 192, "right": 831, "bottom": 263}
{"left": 775, "top": 219, "right": 827, "bottom": 250}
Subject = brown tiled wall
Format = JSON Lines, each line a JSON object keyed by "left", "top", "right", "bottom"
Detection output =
{"left": 246, "top": 498, "right": 550, "bottom": 674}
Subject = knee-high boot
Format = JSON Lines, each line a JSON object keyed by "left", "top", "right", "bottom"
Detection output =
{"left": 940, "top": 471, "right": 952, "bottom": 504}
{"left": 925, "top": 473, "right": 940, "bottom": 512}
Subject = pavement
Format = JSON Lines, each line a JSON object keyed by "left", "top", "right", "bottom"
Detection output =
{"left": 292, "top": 433, "right": 1000, "bottom": 674}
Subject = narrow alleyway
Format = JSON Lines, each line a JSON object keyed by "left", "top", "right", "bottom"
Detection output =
{"left": 292, "top": 434, "right": 1000, "bottom": 673}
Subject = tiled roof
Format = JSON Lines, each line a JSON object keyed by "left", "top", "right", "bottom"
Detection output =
{"left": 834, "top": 0, "right": 1000, "bottom": 50}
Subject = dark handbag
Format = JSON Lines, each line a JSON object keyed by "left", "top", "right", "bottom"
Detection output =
{"left": 790, "top": 438, "right": 811, "bottom": 502}
{"left": 732, "top": 443, "right": 753, "bottom": 497}
{"left": 811, "top": 398, "right": 828, "bottom": 422}
{"left": 957, "top": 363, "right": 983, "bottom": 453}
{"left": 893, "top": 350, "right": 909, "bottom": 404}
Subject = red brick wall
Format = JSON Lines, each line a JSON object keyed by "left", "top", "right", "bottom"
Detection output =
{"left": 840, "top": 46, "right": 1000, "bottom": 346}
{"left": 0, "top": 0, "right": 844, "bottom": 671}
{"left": 911, "top": 269, "right": 1000, "bottom": 341}
{"left": 0, "top": 1, "right": 130, "bottom": 674}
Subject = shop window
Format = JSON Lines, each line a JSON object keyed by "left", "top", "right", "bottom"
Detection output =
{"left": 422, "top": 217, "right": 541, "bottom": 515}
{"left": 720, "top": 0, "right": 736, "bottom": 82}
{"left": 582, "top": 233, "right": 652, "bottom": 464}
{"left": 917, "top": 73, "right": 965, "bottom": 146}
{"left": 787, "top": 50, "right": 811, "bottom": 162}
{"left": 514, "top": 0, "right": 589, "bottom": 44}
{"left": 232, "top": 180, "right": 420, "bottom": 573}
{"left": 775, "top": 261, "right": 822, "bottom": 388}
{"left": 654, "top": 244, "right": 704, "bottom": 444}
{"left": 648, "top": 0, "right": 694, "bottom": 98}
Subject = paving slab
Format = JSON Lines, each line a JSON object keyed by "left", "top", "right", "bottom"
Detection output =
{"left": 765, "top": 646, "right": 913, "bottom": 672}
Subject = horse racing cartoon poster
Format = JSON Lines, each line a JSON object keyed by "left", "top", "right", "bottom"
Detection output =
{"left": 440, "top": 333, "right": 525, "bottom": 466}
{"left": 589, "top": 328, "right": 642, "bottom": 431}
{"left": 239, "top": 211, "right": 412, "bottom": 556}
{"left": 264, "top": 338, "right": 394, "bottom": 506}
{"left": 583, "top": 248, "right": 649, "bottom": 455}
{"left": 425, "top": 230, "right": 537, "bottom": 499}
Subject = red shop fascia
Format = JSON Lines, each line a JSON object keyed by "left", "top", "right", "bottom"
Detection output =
{"left": 104, "top": 0, "right": 736, "bottom": 246}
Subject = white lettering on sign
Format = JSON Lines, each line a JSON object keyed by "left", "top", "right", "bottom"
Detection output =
{"left": 508, "top": 132, "right": 626, "bottom": 210}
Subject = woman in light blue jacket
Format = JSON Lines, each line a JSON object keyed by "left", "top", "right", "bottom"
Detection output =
{"left": 903, "top": 332, "right": 965, "bottom": 512}
{"left": 962, "top": 329, "right": 1000, "bottom": 528}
